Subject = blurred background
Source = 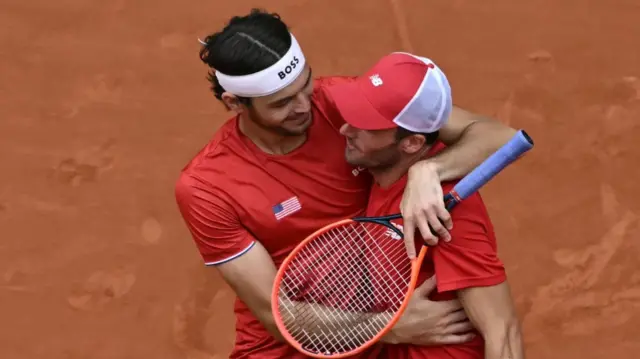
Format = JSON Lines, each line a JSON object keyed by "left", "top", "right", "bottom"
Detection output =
{"left": 1, "top": 0, "right": 639, "bottom": 358}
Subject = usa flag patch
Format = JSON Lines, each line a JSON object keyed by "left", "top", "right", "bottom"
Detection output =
{"left": 273, "top": 196, "right": 301, "bottom": 221}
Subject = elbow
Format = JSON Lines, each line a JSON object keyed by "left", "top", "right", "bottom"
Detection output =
{"left": 483, "top": 317, "right": 524, "bottom": 359}
{"left": 464, "top": 119, "right": 518, "bottom": 155}
{"left": 270, "top": 330, "right": 286, "bottom": 343}
{"left": 255, "top": 309, "right": 286, "bottom": 343}
{"left": 505, "top": 318, "right": 523, "bottom": 348}
{"left": 468, "top": 118, "right": 517, "bottom": 140}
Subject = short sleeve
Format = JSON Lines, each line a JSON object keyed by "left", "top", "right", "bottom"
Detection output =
{"left": 432, "top": 192, "right": 506, "bottom": 292}
{"left": 175, "top": 173, "right": 256, "bottom": 266}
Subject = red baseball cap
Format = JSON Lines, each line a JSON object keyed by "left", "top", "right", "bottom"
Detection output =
{"left": 327, "top": 52, "right": 452, "bottom": 133}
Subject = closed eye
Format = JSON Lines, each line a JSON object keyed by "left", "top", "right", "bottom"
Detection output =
{"left": 271, "top": 97, "right": 293, "bottom": 108}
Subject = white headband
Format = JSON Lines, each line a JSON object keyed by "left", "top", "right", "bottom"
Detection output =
{"left": 214, "top": 33, "right": 306, "bottom": 98}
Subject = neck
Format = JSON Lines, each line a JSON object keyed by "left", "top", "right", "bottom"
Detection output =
{"left": 370, "top": 149, "right": 428, "bottom": 188}
{"left": 238, "top": 116, "right": 307, "bottom": 155}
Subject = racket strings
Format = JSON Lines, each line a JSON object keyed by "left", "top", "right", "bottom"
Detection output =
{"left": 278, "top": 223, "right": 410, "bottom": 352}
{"left": 279, "top": 234, "right": 388, "bottom": 352}
{"left": 282, "top": 223, "right": 408, "bottom": 313}
{"left": 280, "top": 225, "right": 380, "bottom": 340}
{"left": 359, "top": 224, "right": 413, "bottom": 294}
{"left": 281, "top": 227, "right": 396, "bottom": 346}
{"left": 276, "top": 221, "right": 414, "bottom": 355}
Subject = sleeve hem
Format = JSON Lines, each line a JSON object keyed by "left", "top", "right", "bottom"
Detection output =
{"left": 437, "top": 273, "right": 507, "bottom": 292}
{"left": 203, "top": 241, "right": 256, "bottom": 266}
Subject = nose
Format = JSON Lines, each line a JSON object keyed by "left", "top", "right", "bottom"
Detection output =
{"left": 293, "top": 92, "right": 311, "bottom": 113}
{"left": 339, "top": 123, "right": 352, "bottom": 136}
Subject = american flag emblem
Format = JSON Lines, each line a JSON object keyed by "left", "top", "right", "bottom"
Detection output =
{"left": 272, "top": 196, "right": 302, "bottom": 221}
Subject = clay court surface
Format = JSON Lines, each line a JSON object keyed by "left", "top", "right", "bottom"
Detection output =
{"left": 2, "top": 0, "right": 640, "bottom": 358}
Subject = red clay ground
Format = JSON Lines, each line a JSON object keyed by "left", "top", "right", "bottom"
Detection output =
{"left": 1, "top": 0, "right": 639, "bottom": 358}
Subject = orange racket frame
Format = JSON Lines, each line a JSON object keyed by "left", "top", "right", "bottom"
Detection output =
{"left": 271, "top": 218, "right": 429, "bottom": 358}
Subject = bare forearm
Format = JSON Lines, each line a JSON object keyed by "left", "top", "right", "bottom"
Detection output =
{"left": 216, "top": 241, "right": 294, "bottom": 342}
{"left": 458, "top": 283, "right": 524, "bottom": 359}
{"left": 426, "top": 118, "right": 517, "bottom": 181}
{"left": 264, "top": 318, "right": 286, "bottom": 341}
{"left": 483, "top": 321, "right": 525, "bottom": 359}
{"left": 279, "top": 297, "right": 391, "bottom": 344}
{"left": 241, "top": 300, "right": 285, "bottom": 341}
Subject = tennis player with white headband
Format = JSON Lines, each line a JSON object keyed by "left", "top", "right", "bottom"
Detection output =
{"left": 176, "top": 9, "right": 518, "bottom": 359}
{"left": 211, "top": 33, "right": 306, "bottom": 97}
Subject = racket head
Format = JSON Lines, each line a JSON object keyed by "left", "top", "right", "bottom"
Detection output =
{"left": 271, "top": 218, "right": 428, "bottom": 358}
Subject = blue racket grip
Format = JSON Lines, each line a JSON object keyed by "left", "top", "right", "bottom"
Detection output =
{"left": 450, "top": 130, "right": 533, "bottom": 203}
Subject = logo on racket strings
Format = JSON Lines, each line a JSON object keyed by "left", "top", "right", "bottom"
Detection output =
{"left": 385, "top": 222, "right": 404, "bottom": 240}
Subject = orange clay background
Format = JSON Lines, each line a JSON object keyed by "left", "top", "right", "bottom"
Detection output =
{"left": 2, "top": 0, "right": 639, "bottom": 358}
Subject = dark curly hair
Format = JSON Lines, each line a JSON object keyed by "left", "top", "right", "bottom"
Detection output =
{"left": 199, "top": 9, "right": 292, "bottom": 106}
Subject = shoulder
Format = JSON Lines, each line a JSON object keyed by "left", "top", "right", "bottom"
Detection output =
{"left": 175, "top": 167, "right": 237, "bottom": 219}
{"left": 440, "top": 179, "right": 495, "bottom": 243}
{"left": 366, "top": 177, "right": 408, "bottom": 217}
{"left": 311, "top": 75, "right": 358, "bottom": 105}
{"left": 175, "top": 117, "right": 248, "bottom": 210}
{"left": 178, "top": 115, "right": 255, "bottom": 182}
{"left": 432, "top": 180, "right": 504, "bottom": 291}
{"left": 314, "top": 75, "right": 359, "bottom": 89}
{"left": 442, "top": 180, "right": 491, "bottom": 216}
{"left": 311, "top": 76, "right": 358, "bottom": 129}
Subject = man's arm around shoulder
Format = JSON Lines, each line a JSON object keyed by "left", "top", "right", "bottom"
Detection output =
{"left": 420, "top": 106, "right": 518, "bottom": 181}
{"left": 401, "top": 106, "right": 517, "bottom": 246}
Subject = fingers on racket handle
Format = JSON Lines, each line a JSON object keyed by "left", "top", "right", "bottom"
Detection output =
{"left": 452, "top": 130, "right": 534, "bottom": 200}
{"left": 426, "top": 219, "right": 446, "bottom": 238}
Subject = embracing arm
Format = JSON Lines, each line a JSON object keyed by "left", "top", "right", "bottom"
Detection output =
{"left": 221, "top": 242, "right": 421, "bottom": 347}
{"left": 176, "top": 175, "right": 392, "bottom": 343}
{"left": 207, "top": 235, "right": 381, "bottom": 343}
{"left": 402, "top": 106, "right": 518, "bottom": 249}
{"left": 216, "top": 241, "right": 286, "bottom": 340}
{"left": 459, "top": 282, "right": 525, "bottom": 359}
{"left": 418, "top": 106, "right": 517, "bottom": 181}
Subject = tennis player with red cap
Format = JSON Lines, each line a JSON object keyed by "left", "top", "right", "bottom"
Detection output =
{"left": 175, "top": 9, "right": 520, "bottom": 359}
{"left": 328, "top": 52, "right": 525, "bottom": 358}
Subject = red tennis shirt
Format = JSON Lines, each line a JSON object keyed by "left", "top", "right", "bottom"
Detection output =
{"left": 366, "top": 144, "right": 507, "bottom": 359}
{"left": 175, "top": 77, "right": 385, "bottom": 358}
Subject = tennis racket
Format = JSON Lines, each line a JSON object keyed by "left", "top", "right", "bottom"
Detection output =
{"left": 271, "top": 130, "right": 534, "bottom": 358}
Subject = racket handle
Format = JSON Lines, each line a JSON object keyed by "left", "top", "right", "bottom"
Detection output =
{"left": 447, "top": 130, "right": 534, "bottom": 208}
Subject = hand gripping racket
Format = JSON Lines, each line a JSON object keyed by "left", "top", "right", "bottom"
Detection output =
{"left": 271, "top": 130, "right": 534, "bottom": 358}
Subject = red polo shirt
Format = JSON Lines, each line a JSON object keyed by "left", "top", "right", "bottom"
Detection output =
{"left": 175, "top": 77, "right": 384, "bottom": 358}
{"left": 365, "top": 144, "right": 507, "bottom": 359}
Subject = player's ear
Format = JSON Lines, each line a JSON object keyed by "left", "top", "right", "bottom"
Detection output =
{"left": 221, "top": 92, "right": 246, "bottom": 114}
{"left": 398, "top": 134, "right": 426, "bottom": 155}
